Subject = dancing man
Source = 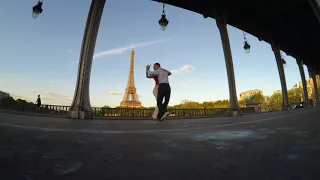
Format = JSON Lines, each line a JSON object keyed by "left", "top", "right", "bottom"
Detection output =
{"left": 146, "top": 63, "right": 172, "bottom": 120}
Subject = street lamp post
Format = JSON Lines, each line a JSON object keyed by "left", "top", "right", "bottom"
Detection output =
{"left": 158, "top": 3, "right": 169, "bottom": 30}
{"left": 243, "top": 31, "right": 250, "bottom": 53}
{"left": 280, "top": 52, "right": 287, "bottom": 67}
{"left": 32, "top": 0, "right": 43, "bottom": 18}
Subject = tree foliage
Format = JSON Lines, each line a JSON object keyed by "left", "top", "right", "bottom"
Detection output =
{"left": 252, "top": 93, "right": 265, "bottom": 104}
{"left": 268, "top": 91, "right": 282, "bottom": 110}
{"left": 288, "top": 87, "right": 303, "bottom": 104}
{"left": 0, "top": 96, "right": 34, "bottom": 106}
{"left": 0, "top": 96, "right": 36, "bottom": 111}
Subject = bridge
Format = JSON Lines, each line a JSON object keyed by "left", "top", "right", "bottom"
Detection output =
{"left": 1, "top": 1, "right": 319, "bottom": 178}
{"left": 29, "top": 0, "right": 320, "bottom": 119}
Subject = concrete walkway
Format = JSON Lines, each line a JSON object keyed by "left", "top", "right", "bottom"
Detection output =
{"left": 0, "top": 108, "right": 320, "bottom": 179}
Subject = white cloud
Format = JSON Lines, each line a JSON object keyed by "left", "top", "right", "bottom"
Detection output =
{"left": 171, "top": 65, "right": 194, "bottom": 74}
{"left": 93, "top": 39, "right": 169, "bottom": 59}
{"left": 68, "top": 49, "right": 72, "bottom": 53}
{"left": 107, "top": 90, "right": 122, "bottom": 96}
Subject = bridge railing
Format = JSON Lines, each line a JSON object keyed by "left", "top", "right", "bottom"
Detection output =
{"left": 0, "top": 103, "right": 70, "bottom": 115}
{"left": 91, "top": 107, "right": 234, "bottom": 117}
{"left": 0, "top": 102, "right": 255, "bottom": 117}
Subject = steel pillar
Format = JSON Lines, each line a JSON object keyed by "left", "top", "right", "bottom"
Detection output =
{"left": 69, "top": 0, "right": 106, "bottom": 119}
{"left": 271, "top": 43, "right": 289, "bottom": 110}
{"left": 308, "top": 66, "right": 320, "bottom": 105}
{"left": 216, "top": 15, "right": 241, "bottom": 116}
{"left": 296, "top": 59, "right": 310, "bottom": 107}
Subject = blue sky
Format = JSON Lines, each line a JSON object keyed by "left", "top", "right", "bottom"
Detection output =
{"left": 0, "top": 0, "right": 310, "bottom": 107}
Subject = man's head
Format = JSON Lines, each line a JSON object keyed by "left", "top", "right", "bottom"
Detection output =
{"left": 38, "top": 95, "right": 40, "bottom": 98}
{"left": 153, "top": 63, "right": 161, "bottom": 70}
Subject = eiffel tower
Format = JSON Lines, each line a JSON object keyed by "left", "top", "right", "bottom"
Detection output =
{"left": 120, "top": 49, "right": 142, "bottom": 107}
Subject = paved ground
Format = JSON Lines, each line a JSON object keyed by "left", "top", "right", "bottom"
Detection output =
{"left": 1, "top": 108, "right": 320, "bottom": 180}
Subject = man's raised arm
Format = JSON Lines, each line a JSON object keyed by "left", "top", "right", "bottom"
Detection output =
{"left": 146, "top": 70, "right": 153, "bottom": 78}
{"left": 146, "top": 65, "right": 159, "bottom": 75}
{"left": 147, "top": 69, "right": 159, "bottom": 75}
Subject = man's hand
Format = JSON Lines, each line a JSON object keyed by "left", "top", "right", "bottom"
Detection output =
{"left": 146, "top": 65, "right": 151, "bottom": 70}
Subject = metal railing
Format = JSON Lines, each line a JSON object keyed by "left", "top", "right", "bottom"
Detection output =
{"left": 0, "top": 103, "right": 69, "bottom": 115}
{"left": 0, "top": 102, "right": 255, "bottom": 117}
{"left": 91, "top": 107, "right": 233, "bottom": 117}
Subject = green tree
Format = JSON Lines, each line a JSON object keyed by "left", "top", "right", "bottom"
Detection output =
{"left": 288, "top": 87, "right": 303, "bottom": 104}
{"left": 0, "top": 96, "right": 15, "bottom": 109}
{"left": 238, "top": 99, "right": 246, "bottom": 108}
{"left": 252, "top": 93, "right": 265, "bottom": 104}
{"left": 269, "top": 92, "right": 282, "bottom": 110}
{"left": 202, "top": 101, "right": 215, "bottom": 108}
{"left": 262, "top": 96, "right": 271, "bottom": 111}
{"left": 213, "top": 100, "right": 229, "bottom": 108}
{"left": 174, "top": 100, "right": 202, "bottom": 109}
{"left": 16, "top": 99, "right": 28, "bottom": 104}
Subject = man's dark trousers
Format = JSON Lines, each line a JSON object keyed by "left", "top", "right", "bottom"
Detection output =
{"left": 157, "top": 83, "right": 171, "bottom": 119}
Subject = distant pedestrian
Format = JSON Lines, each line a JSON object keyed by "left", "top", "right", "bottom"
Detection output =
{"left": 147, "top": 63, "right": 172, "bottom": 121}
{"left": 35, "top": 95, "right": 41, "bottom": 112}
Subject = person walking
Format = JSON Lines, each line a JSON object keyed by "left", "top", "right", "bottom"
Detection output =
{"left": 147, "top": 63, "right": 172, "bottom": 121}
{"left": 35, "top": 95, "right": 41, "bottom": 113}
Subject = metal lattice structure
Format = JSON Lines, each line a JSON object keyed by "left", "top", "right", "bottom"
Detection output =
{"left": 120, "top": 50, "right": 142, "bottom": 107}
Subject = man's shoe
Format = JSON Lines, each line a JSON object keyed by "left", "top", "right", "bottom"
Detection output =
{"left": 160, "top": 112, "right": 170, "bottom": 121}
